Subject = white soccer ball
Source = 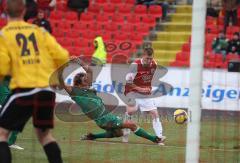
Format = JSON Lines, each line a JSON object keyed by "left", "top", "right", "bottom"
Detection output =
{"left": 174, "top": 109, "right": 188, "bottom": 124}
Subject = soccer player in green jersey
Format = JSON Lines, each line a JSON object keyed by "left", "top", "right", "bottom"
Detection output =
{"left": 0, "top": 76, "right": 23, "bottom": 150}
{"left": 58, "top": 58, "right": 165, "bottom": 144}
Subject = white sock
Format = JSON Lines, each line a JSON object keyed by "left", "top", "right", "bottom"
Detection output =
{"left": 152, "top": 118, "right": 162, "bottom": 137}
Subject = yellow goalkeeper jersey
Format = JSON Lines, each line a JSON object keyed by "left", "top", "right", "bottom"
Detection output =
{"left": 0, "top": 20, "right": 69, "bottom": 89}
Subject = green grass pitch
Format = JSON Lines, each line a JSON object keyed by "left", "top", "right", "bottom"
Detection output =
{"left": 11, "top": 114, "right": 240, "bottom": 163}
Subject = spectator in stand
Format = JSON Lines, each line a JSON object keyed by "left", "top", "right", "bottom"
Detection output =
{"left": 36, "top": 0, "right": 56, "bottom": 16}
{"left": 212, "top": 31, "right": 229, "bottom": 56}
{"left": 0, "top": 0, "right": 6, "bottom": 18}
{"left": 228, "top": 32, "right": 240, "bottom": 55}
{"left": 222, "top": 0, "right": 239, "bottom": 33}
{"left": 24, "top": 0, "right": 38, "bottom": 21}
{"left": 67, "top": 0, "right": 89, "bottom": 13}
{"left": 136, "top": 0, "right": 169, "bottom": 21}
{"left": 33, "top": 9, "right": 52, "bottom": 33}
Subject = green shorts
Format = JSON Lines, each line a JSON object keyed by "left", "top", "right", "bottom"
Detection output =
{"left": 95, "top": 113, "right": 123, "bottom": 130}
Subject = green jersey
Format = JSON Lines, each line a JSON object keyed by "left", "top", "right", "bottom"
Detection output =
{"left": 70, "top": 87, "right": 123, "bottom": 130}
{"left": 71, "top": 87, "right": 109, "bottom": 121}
{"left": 0, "top": 76, "right": 11, "bottom": 105}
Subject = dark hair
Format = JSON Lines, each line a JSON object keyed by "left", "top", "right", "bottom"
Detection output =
{"left": 233, "top": 32, "right": 239, "bottom": 36}
{"left": 73, "top": 73, "right": 86, "bottom": 86}
{"left": 143, "top": 48, "right": 154, "bottom": 56}
{"left": 6, "top": 0, "right": 25, "bottom": 18}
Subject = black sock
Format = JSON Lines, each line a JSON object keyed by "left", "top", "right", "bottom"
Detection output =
{"left": 0, "top": 141, "right": 11, "bottom": 163}
{"left": 43, "top": 142, "right": 62, "bottom": 163}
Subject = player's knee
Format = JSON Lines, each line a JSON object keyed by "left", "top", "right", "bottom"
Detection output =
{"left": 126, "top": 121, "right": 137, "bottom": 131}
{"left": 0, "top": 127, "right": 10, "bottom": 141}
{"left": 112, "top": 129, "right": 123, "bottom": 137}
{"left": 35, "top": 128, "right": 55, "bottom": 146}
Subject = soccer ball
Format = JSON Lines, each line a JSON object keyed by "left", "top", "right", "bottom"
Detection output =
{"left": 174, "top": 109, "right": 188, "bottom": 124}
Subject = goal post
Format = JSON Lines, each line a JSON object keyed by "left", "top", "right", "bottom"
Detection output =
{"left": 186, "top": 0, "right": 207, "bottom": 163}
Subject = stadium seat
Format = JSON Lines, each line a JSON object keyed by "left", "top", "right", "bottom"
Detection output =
{"left": 102, "top": 4, "right": 116, "bottom": 14}
{"left": 88, "top": 23, "right": 103, "bottom": 32}
{"left": 65, "top": 11, "right": 78, "bottom": 21}
{"left": 226, "top": 53, "right": 240, "bottom": 61}
{"left": 148, "top": 5, "right": 162, "bottom": 18}
{"left": 135, "top": 24, "right": 150, "bottom": 36}
{"left": 59, "top": 38, "right": 72, "bottom": 48}
{"left": 68, "top": 47, "right": 80, "bottom": 56}
{"left": 182, "top": 43, "right": 191, "bottom": 52}
{"left": 66, "top": 30, "right": 80, "bottom": 39}
{"left": 102, "top": 32, "right": 112, "bottom": 41}
{"left": 217, "top": 16, "right": 224, "bottom": 26}
{"left": 49, "top": 11, "right": 63, "bottom": 20}
{"left": 80, "top": 13, "right": 95, "bottom": 23}
{"left": 112, "top": 14, "right": 125, "bottom": 24}
{"left": 226, "top": 26, "right": 240, "bottom": 35}
{"left": 57, "top": 21, "right": 71, "bottom": 29}
{"left": 81, "top": 30, "right": 97, "bottom": 40}
{"left": 95, "top": 0, "right": 107, "bottom": 5}
{"left": 206, "top": 25, "right": 219, "bottom": 34}
{"left": 52, "top": 29, "right": 65, "bottom": 38}
{"left": 130, "top": 33, "right": 143, "bottom": 45}
{"left": 74, "top": 38, "right": 90, "bottom": 48}
{"left": 109, "top": 0, "right": 122, "bottom": 4}
{"left": 96, "top": 14, "right": 110, "bottom": 23}
{"left": 73, "top": 22, "right": 88, "bottom": 31}
{"left": 88, "top": 4, "right": 101, "bottom": 14}
{"left": 134, "top": 5, "right": 147, "bottom": 16}
{"left": 56, "top": 2, "right": 68, "bottom": 11}
{"left": 104, "top": 23, "right": 119, "bottom": 32}
{"left": 117, "top": 3, "right": 133, "bottom": 14}
{"left": 120, "top": 24, "right": 135, "bottom": 33}
{"left": 113, "top": 32, "right": 129, "bottom": 42}
{"left": 124, "top": 0, "right": 136, "bottom": 5}
{"left": 142, "top": 15, "right": 156, "bottom": 27}
{"left": 127, "top": 15, "right": 141, "bottom": 25}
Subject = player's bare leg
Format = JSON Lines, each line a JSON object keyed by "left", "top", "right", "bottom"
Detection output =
{"left": 148, "top": 109, "right": 165, "bottom": 145}
{"left": 122, "top": 104, "right": 138, "bottom": 143}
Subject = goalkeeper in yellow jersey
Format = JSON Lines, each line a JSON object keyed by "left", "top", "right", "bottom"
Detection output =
{"left": 0, "top": 0, "right": 69, "bottom": 162}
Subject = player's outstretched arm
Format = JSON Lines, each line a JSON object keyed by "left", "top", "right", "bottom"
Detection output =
{"left": 58, "top": 66, "right": 72, "bottom": 94}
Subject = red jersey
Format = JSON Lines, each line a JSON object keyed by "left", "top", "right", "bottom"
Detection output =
{"left": 124, "top": 59, "right": 157, "bottom": 95}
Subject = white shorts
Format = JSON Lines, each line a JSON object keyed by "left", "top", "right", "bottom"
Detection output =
{"left": 126, "top": 92, "right": 157, "bottom": 112}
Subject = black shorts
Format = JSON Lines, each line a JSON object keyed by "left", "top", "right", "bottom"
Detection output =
{"left": 0, "top": 88, "right": 56, "bottom": 132}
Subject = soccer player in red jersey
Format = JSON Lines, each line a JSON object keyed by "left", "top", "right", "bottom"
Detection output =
{"left": 123, "top": 48, "right": 166, "bottom": 145}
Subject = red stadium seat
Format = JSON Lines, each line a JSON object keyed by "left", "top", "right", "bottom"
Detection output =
{"left": 74, "top": 38, "right": 90, "bottom": 48}
{"left": 80, "top": 13, "right": 95, "bottom": 23}
{"left": 68, "top": 47, "right": 80, "bottom": 56}
{"left": 49, "top": 11, "right": 63, "bottom": 20}
{"left": 113, "top": 32, "right": 129, "bottom": 41}
{"left": 88, "top": 23, "right": 103, "bottom": 31}
{"left": 104, "top": 23, "right": 119, "bottom": 32}
{"left": 102, "top": 32, "right": 113, "bottom": 41}
{"left": 0, "top": 18, "right": 7, "bottom": 28}
{"left": 57, "top": 21, "right": 71, "bottom": 29}
{"left": 148, "top": 5, "right": 162, "bottom": 18}
{"left": 88, "top": 4, "right": 101, "bottom": 14}
{"left": 59, "top": 38, "right": 72, "bottom": 48}
{"left": 127, "top": 15, "right": 141, "bottom": 25}
{"left": 124, "top": 0, "right": 135, "bottom": 4}
{"left": 120, "top": 24, "right": 135, "bottom": 33}
{"left": 109, "top": 0, "right": 122, "bottom": 4}
{"left": 226, "top": 26, "right": 239, "bottom": 35}
{"left": 96, "top": 14, "right": 110, "bottom": 23}
{"left": 134, "top": 5, "right": 147, "bottom": 16}
{"left": 142, "top": 15, "right": 156, "bottom": 27}
{"left": 135, "top": 24, "right": 150, "bottom": 36}
{"left": 182, "top": 43, "right": 191, "bottom": 52}
{"left": 130, "top": 33, "right": 143, "bottom": 45}
{"left": 102, "top": 4, "right": 116, "bottom": 14}
{"left": 226, "top": 53, "right": 240, "bottom": 61}
{"left": 65, "top": 11, "right": 78, "bottom": 21}
{"left": 95, "top": 0, "right": 107, "bottom": 5}
{"left": 206, "top": 25, "right": 219, "bottom": 34}
{"left": 81, "top": 30, "right": 97, "bottom": 40}
{"left": 56, "top": 2, "right": 68, "bottom": 11}
{"left": 66, "top": 30, "right": 80, "bottom": 39}
{"left": 111, "top": 14, "right": 125, "bottom": 24}
{"left": 117, "top": 3, "right": 132, "bottom": 14}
